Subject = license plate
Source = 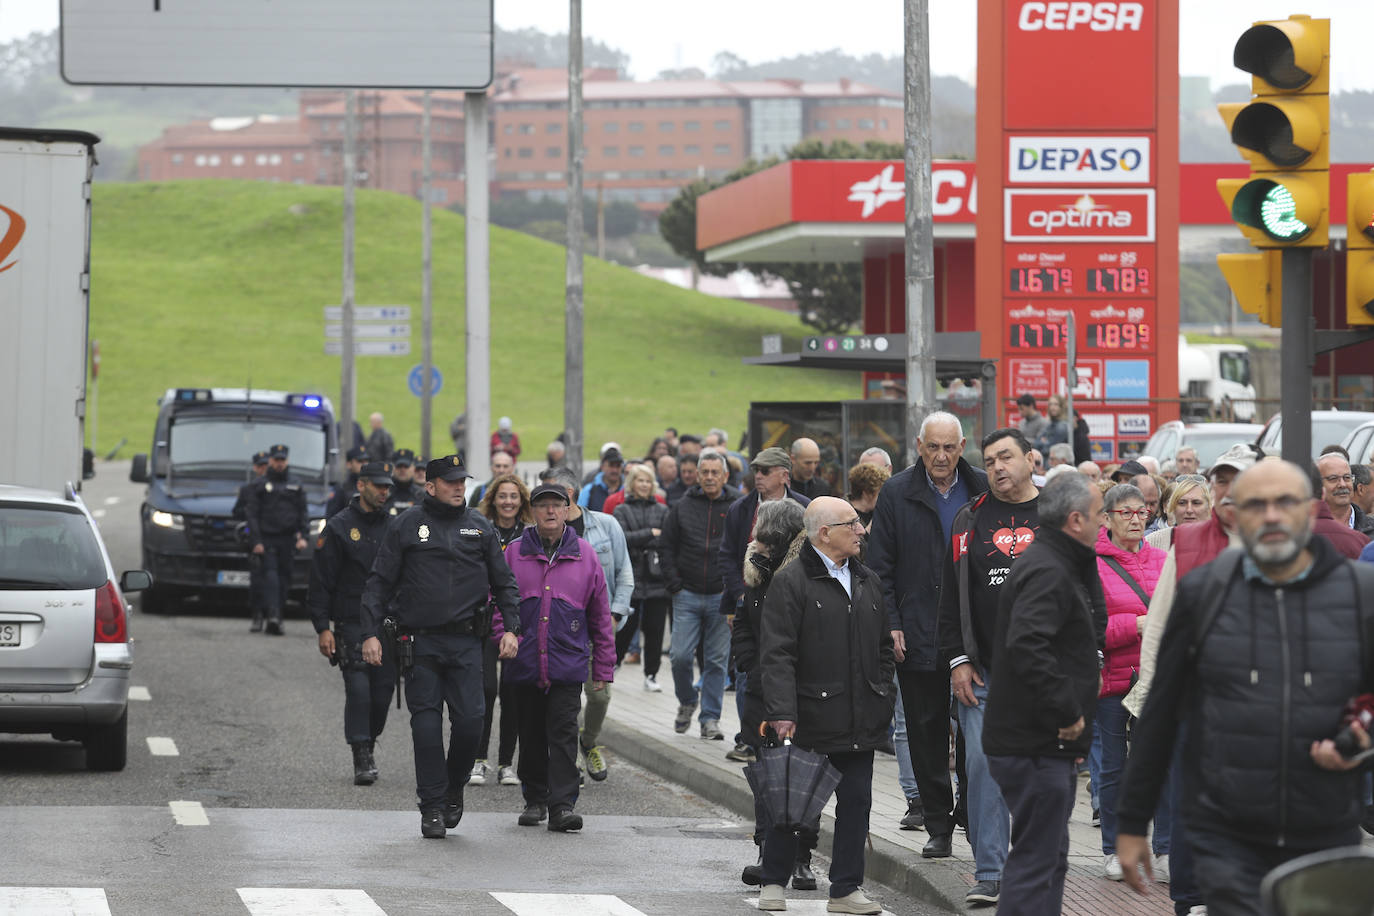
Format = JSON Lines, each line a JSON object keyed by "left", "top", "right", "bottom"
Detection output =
{"left": 0, "top": 623, "right": 18, "bottom": 646}
{"left": 216, "top": 570, "right": 252, "bottom": 587}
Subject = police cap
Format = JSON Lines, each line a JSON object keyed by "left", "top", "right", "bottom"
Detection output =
{"left": 426, "top": 455, "right": 473, "bottom": 481}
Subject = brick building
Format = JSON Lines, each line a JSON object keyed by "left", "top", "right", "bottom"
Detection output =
{"left": 136, "top": 71, "right": 902, "bottom": 215}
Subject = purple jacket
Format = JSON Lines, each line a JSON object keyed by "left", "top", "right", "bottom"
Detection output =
{"left": 498, "top": 526, "right": 616, "bottom": 689}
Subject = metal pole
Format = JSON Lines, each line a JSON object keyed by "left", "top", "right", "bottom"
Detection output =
{"left": 565, "top": 0, "right": 585, "bottom": 476}
{"left": 340, "top": 90, "right": 357, "bottom": 469}
{"left": 597, "top": 183, "right": 605, "bottom": 260}
{"left": 1065, "top": 313, "right": 1076, "bottom": 451}
{"left": 1280, "top": 248, "right": 1314, "bottom": 465}
{"left": 421, "top": 91, "right": 434, "bottom": 462}
{"left": 464, "top": 91, "right": 491, "bottom": 482}
{"left": 903, "top": 0, "right": 937, "bottom": 467}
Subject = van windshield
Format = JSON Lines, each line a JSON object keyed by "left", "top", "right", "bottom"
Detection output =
{"left": 1219, "top": 352, "right": 1251, "bottom": 387}
{"left": 0, "top": 504, "right": 107, "bottom": 590}
{"left": 169, "top": 419, "right": 327, "bottom": 478}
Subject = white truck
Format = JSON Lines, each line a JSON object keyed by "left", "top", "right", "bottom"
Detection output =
{"left": 0, "top": 128, "right": 100, "bottom": 492}
{"left": 1178, "top": 334, "right": 1256, "bottom": 422}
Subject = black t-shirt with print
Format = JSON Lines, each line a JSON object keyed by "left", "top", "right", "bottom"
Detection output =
{"left": 967, "top": 493, "right": 1040, "bottom": 669}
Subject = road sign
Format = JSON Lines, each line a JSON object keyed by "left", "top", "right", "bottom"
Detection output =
{"left": 325, "top": 340, "right": 411, "bottom": 356}
{"left": 60, "top": 0, "right": 493, "bottom": 89}
{"left": 323, "top": 306, "right": 411, "bottom": 321}
{"left": 408, "top": 365, "right": 443, "bottom": 398}
{"left": 324, "top": 323, "right": 411, "bottom": 339}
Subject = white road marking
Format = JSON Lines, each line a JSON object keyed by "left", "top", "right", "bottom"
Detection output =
{"left": 146, "top": 736, "right": 179, "bottom": 756}
{"left": 0, "top": 887, "right": 111, "bottom": 915}
{"left": 102, "top": 496, "right": 120, "bottom": 506}
{"left": 168, "top": 800, "right": 208, "bottom": 826}
{"left": 744, "top": 900, "right": 897, "bottom": 914}
{"left": 91, "top": 509, "right": 106, "bottom": 519}
{"left": 491, "top": 893, "right": 649, "bottom": 916}
{"left": 128, "top": 686, "right": 151, "bottom": 701}
{"left": 238, "top": 889, "right": 387, "bottom": 915}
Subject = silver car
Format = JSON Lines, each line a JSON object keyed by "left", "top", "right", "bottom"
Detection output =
{"left": 0, "top": 484, "right": 149, "bottom": 770}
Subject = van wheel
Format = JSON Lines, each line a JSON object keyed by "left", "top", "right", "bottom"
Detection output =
{"left": 85, "top": 709, "right": 128, "bottom": 772}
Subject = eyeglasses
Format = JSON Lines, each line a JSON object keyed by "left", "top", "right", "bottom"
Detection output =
{"left": 1322, "top": 474, "right": 1354, "bottom": 485}
{"left": 1109, "top": 507, "right": 1149, "bottom": 519}
{"left": 825, "top": 516, "right": 865, "bottom": 532}
{"left": 1236, "top": 495, "right": 1306, "bottom": 515}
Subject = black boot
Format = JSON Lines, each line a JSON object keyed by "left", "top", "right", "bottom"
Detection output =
{"left": 420, "top": 807, "right": 446, "bottom": 838}
{"left": 741, "top": 846, "right": 764, "bottom": 886}
{"left": 791, "top": 849, "right": 817, "bottom": 891}
{"left": 443, "top": 786, "right": 464, "bottom": 829}
{"left": 352, "top": 744, "right": 376, "bottom": 786}
{"left": 361, "top": 740, "right": 378, "bottom": 783}
{"left": 264, "top": 616, "right": 284, "bottom": 636}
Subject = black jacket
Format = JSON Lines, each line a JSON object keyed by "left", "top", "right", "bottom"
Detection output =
{"left": 359, "top": 497, "right": 520, "bottom": 641}
{"left": 733, "top": 534, "right": 806, "bottom": 690}
{"left": 306, "top": 495, "right": 391, "bottom": 633}
{"left": 868, "top": 458, "right": 988, "bottom": 672}
{"left": 665, "top": 479, "right": 690, "bottom": 506}
{"left": 1073, "top": 417, "right": 1092, "bottom": 466}
{"left": 243, "top": 468, "right": 308, "bottom": 547}
{"left": 793, "top": 475, "right": 831, "bottom": 500}
{"left": 1353, "top": 505, "right": 1374, "bottom": 538}
{"left": 718, "top": 488, "right": 811, "bottom": 615}
{"left": 1119, "top": 539, "right": 1374, "bottom": 848}
{"left": 982, "top": 525, "right": 1107, "bottom": 759}
{"left": 759, "top": 542, "right": 896, "bottom": 755}
{"left": 613, "top": 496, "right": 670, "bottom": 601}
{"left": 325, "top": 471, "right": 360, "bottom": 519}
{"left": 660, "top": 484, "right": 740, "bottom": 595}
{"left": 384, "top": 480, "right": 425, "bottom": 518}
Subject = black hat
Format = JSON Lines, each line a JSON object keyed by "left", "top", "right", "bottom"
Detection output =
{"left": 345, "top": 446, "right": 368, "bottom": 462}
{"left": 393, "top": 448, "right": 417, "bottom": 466}
{"left": 360, "top": 461, "right": 394, "bottom": 486}
{"left": 530, "top": 482, "right": 571, "bottom": 504}
{"left": 601, "top": 447, "right": 624, "bottom": 465}
{"left": 426, "top": 455, "right": 473, "bottom": 482}
{"left": 1016, "top": 393, "right": 1037, "bottom": 408}
{"left": 1113, "top": 459, "right": 1149, "bottom": 482}
{"left": 251, "top": 450, "right": 269, "bottom": 466}
{"left": 268, "top": 443, "right": 289, "bottom": 459}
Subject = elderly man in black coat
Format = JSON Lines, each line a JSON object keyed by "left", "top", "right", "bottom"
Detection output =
{"left": 758, "top": 496, "right": 895, "bottom": 915}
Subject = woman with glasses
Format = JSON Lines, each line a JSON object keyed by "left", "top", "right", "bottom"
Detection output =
{"left": 1093, "top": 483, "right": 1170, "bottom": 884}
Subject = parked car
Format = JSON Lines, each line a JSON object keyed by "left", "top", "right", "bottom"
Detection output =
{"left": 0, "top": 483, "right": 149, "bottom": 770}
{"left": 1256, "top": 411, "right": 1374, "bottom": 463}
{"left": 1341, "top": 420, "right": 1374, "bottom": 466}
{"left": 1141, "top": 421, "right": 1264, "bottom": 472}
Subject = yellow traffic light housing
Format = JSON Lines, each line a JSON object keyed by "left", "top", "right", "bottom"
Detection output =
{"left": 1348, "top": 171, "right": 1374, "bottom": 325}
{"left": 1218, "top": 251, "right": 1282, "bottom": 328}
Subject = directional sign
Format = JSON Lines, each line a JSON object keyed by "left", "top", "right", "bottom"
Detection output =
{"left": 324, "top": 323, "right": 411, "bottom": 339}
{"left": 408, "top": 365, "right": 443, "bottom": 398}
{"left": 325, "top": 340, "right": 411, "bottom": 356}
{"left": 323, "top": 306, "right": 411, "bottom": 321}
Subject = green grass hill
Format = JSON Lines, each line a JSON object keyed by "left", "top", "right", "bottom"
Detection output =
{"left": 88, "top": 181, "right": 858, "bottom": 461}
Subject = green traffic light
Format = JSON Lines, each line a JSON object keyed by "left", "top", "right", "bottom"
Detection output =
{"left": 1257, "top": 183, "right": 1309, "bottom": 241}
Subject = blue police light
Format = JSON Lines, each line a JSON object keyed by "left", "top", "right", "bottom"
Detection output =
{"left": 174, "top": 388, "right": 213, "bottom": 402}
{"left": 286, "top": 393, "right": 323, "bottom": 409}
{"left": 303, "top": 397, "right": 321, "bottom": 409}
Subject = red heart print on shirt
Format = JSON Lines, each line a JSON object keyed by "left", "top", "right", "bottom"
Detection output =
{"left": 992, "top": 526, "right": 1035, "bottom": 557}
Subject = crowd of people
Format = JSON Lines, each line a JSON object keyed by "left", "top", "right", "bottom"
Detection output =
{"left": 290, "top": 404, "right": 1374, "bottom": 916}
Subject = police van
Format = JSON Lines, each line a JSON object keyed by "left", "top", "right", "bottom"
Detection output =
{"left": 130, "top": 388, "right": 338, "bottom": 614}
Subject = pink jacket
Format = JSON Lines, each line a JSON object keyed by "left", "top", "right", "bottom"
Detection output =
{"left": 1095, "top": 526, "right": 1164, "bottom": 698}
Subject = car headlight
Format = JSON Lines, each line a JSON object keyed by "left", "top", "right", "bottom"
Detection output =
{"left": 150, "top": 510, "right": 184, "bottom": 529}
{"left": 309, "top": 518, "right": 326, "bottom": 536}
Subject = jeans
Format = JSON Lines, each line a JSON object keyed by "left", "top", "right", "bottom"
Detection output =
{"left": 1088, "top": 716, "right": 1102, "bottom": 811}
{"left": 403, "top": 633, "right": 484, "bottom": 810}
{"left": 987, "top": 755, "right": 1077, "bottom": 916}
{"left": 668, "top": 589, "right": 729, "bottom": 723}
{"left": 1097, "top": 694, "right": 1170, "bottom": 856}
{"left": 955, "top": 669, "right": 1010, "bottom": 881}
{"left": 892, "top": 674, "right": 919, "bottom": 800}
{"left": 335, "top": 620, "right": 396, "bottom": 746}
{"left": 761, "top": 750, "right": 874, "bottom": 899}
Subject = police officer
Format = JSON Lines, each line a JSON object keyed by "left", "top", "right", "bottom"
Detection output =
{"left": 325, "top": 446, "right": 369, "bottom": 518}
{"left": 385, "top": 449, "right": 425, "bottom": 516}
{"left": 233, "top": 451, "right": 271, "bottom": 631}
{"left": 360, "top": 455, "right": 522, "bottom": 838}
{"left": 244, "top": 443, "right": 308, "bottom": 636}
{"left": 309, "top": 461, "right": 398, "bottom": 786}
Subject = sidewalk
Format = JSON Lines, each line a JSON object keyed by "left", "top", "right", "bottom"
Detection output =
{"left": 599, "top": 666, "right": 1176, "bottom": 915}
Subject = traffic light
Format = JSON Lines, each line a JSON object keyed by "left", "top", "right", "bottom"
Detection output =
{"left": 1218, "top": 251, "right": 1282, "bottom": 327}
{"left": 1216, "top": 15, "right": 1330, "bottom": 249}
{"left": 1349, "top": 171, "right": 1374, "bottom": 325}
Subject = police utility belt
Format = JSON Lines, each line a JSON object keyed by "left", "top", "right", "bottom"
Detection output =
{"left": 381, "top": 612, "right": 493, "bottom": 708}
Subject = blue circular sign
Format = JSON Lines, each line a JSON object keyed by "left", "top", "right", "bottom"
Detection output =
{"left": 408, "top": 364, "right": 442, "bottom": 398}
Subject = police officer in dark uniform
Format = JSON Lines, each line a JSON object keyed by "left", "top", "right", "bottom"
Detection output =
{"left": 309, "top": 461, "right": 398, "bottom": 786}
{"left": 360, "top": 455, "right": 522, "bottom": 838}
{"left": 244, "top": 443, "right": 308, "bottom": 636}
{"left": 325, "top": 446, "right": 369, "bottom": 518}
{"left": 384, "top": 449, "right": 425, "bottom": 516}
{"left": 233, "top": 451, "right": 271, "bottom": 631}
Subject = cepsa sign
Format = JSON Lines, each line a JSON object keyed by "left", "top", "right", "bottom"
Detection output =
{"left": 1004, "top": 0, "right": 1156, "bottom": 130}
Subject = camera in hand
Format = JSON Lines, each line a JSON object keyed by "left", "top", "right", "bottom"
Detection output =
{"left": 1334, "top": 693, "right": 1374, "bottom": 758}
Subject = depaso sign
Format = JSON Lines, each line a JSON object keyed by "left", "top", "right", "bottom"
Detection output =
{"left": 1004, "top": 189, "right": 1155, "bottom": 242}
{"left": 1008, "top": 136, "right": 1151, "bottom": 184}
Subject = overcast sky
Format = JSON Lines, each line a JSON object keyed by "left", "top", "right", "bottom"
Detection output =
{"left": 3, "top": 1, "right": 1371, "bottom": 92}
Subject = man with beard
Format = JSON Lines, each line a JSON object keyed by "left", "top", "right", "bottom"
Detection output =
{"left": 1118, "top": 459, "right": 1374, "bottom": 914}
{"left": 244, "top": 444, "right": 308, "bottom": 636}
{"left": 385, "top": 449, "right": 425, "bottom": 516}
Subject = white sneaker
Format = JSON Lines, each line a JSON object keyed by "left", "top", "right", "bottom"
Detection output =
{"left": 644, "top": 674, "right": 662, "bottom": 692}
{"left": 1104, "top": 853, "right": 1123, "bottom": 881}
{"left": 758, "top": 884, "right": 787, "bottom": 911}
{"left": 1153, "top": 853, "right": 1170, "bottom": 884}
{"left": 498, "top": 764, "right": 519, "bottom": 786}
{"left": 469, "top": 759, "right": 488, "bottom": 786}
{"left": 1186, "top": 907, "right": 1207, "bottom": 915}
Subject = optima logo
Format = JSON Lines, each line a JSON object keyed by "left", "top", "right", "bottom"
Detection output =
{"left": 1008, "top": 137, "right": 1150, "bottom": 184}
{"left": 1004, "top": 189, "right": 1155, "bottom": 242}
{"left": 0, "top": 204, "right": 25, "bottom": 273}
{"left": 1027, "top": 196, "right": 1132, "bottom": 233}
{"left": 1017, "top": 1, "right": 1145, "bottom": 31}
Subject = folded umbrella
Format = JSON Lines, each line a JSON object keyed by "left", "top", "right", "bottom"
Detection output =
{"left": 743, "top": 740, "right": 842, "bottom": 833}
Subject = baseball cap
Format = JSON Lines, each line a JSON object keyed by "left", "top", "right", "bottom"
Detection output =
{"left": 268, "top": 443, "right": 289, "bottom": 459}
{"left": 601, "top": 447, "right": 624, "bottom": 465}
{"left": 392, "top": 448, "right": 417, "bottom": 466}
{"left": 345, "top": 446, "right": 368, "bottom": 462}
{"left": 1209, "top": 443, "right": 1261, "bottom": 477}
{"left": 750, "top": 446, "right": 792, "bottom": 471}
{"left": 1112, "top": 459, "right": 1148, "bottom": 482}
{"left": 360, "top": 461, "right": 394, "bottom": 486}
{"left": 251, "top": 450, "right": 269, "bottom": 466}
{"left": 530, "top": 483, "right": 571, "bottom": 504}
{"left": 426, "top": 455, "right": 473, "bottom": 481}
{"left": 599, "top": 442, "right": 621, "bottom": 459}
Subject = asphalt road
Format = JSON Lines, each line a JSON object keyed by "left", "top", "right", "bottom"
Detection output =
{"left": 0, "top": 463, "right": 941, "bottom": 915}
